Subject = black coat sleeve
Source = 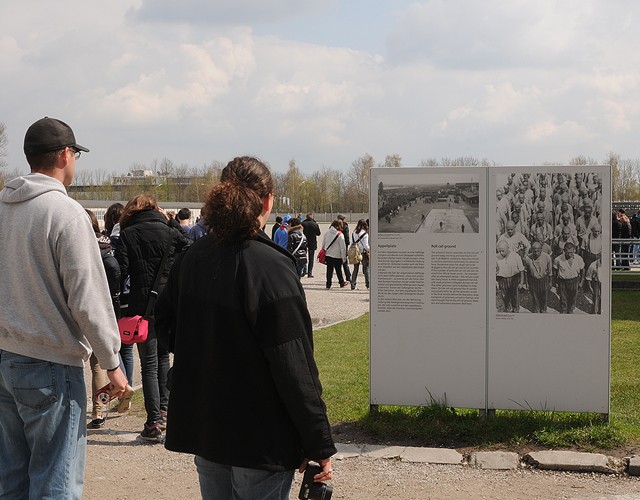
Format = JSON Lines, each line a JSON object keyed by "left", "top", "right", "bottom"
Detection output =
{"left": 102, "top": 252, "right": 122, "bottom": 319}
{"left": 154, "top": 250, "right": 184, "bottom": 353}
{"left": 257, "top": 294, "right": 336, "bottom": 461}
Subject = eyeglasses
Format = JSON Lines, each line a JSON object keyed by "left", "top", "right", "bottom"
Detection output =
{"left": 69, "top": 147, "right": 81, "bottom": 160}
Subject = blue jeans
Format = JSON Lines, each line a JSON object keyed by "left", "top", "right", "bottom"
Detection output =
{"left": 137, "top": 335, "right": 170, "bottom": 426}
{"left": 194, "top": 456, "right": 294, "bottom": 500}
{"left": 0, "top": 350, "right": 86, "bottom": 499}
{"left": 296, "top": 262, "right": 308, "bottom": 277}
{"left": 119, "top": 343, "right": 134, "bottom": 386}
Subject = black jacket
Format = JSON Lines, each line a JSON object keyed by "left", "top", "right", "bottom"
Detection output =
{"left": 301, "top": 218, "right": 321, "bottom": 250}
{"left": 287, "top": 225, "right": 308, "bottom": 264}
{"left": 154, "top": 231, "right": 336, "bottom": 471}
{"left": 98, "top": 233, "right": 121, "bottom": 319}
{"left": 115, "top": 210, "right": 191, "bottom": 320}
{"left": 341, "top": 221, "right": 350, "bottom": 247}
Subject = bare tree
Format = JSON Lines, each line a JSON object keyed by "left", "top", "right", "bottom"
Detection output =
{"left": 383, "top": 154, "right": 402, "bottom": 168}
{"left": 420, "top": 156, "right": 492, "bottom": 167}
{"left": 610, "top": 152, "right": 640, "bottom": 201}
{"left": 348, "top": 153, "right": 374, "bottom": 212}
{"left": 569, "top": 155, "right": 599, "bottom": 166}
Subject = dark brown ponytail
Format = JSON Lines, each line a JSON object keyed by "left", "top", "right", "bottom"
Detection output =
{"left": 202, "top": 156, "right": 273, "bottom": 242}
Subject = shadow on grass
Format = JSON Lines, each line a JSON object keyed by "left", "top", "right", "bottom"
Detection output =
{"left": 334, "top": 404, "right": 624, "bottom": 452}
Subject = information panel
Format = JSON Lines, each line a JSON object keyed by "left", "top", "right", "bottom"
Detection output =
{"left": 370, "top": 167, "right": 487, "bottom": 408}
{"left": 487, "top": 167, "right": 611, "bottom": 412}
{"left": 370, "top": 166, "right": 611, "bottom": 413}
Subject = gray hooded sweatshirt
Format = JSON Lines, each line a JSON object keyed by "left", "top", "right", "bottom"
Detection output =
{"left": 0, "top": 173, "right": 121, "bottom": 369}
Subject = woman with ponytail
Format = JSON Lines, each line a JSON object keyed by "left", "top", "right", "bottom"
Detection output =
{"left": 155, "top": 157, "right": 335, "bottom": 499}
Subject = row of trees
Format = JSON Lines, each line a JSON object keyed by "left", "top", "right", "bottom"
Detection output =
{"left": 1, "top": 121, "right": 640, "bottom": 210}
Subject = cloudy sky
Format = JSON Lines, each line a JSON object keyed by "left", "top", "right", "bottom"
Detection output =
{"left": 1, "top": 0, "right": 639, "bottom": 177}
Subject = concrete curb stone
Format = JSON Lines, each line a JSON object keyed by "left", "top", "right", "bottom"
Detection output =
{"left": 401, "top": 446, "right": 463, "bottom": 464}
{"left": 361, "top": 445, "right": 405, "bottom": 459}
{"left": 524, "top": 451, "right": 622, "bottom": 474}
{"left": 334, "top": 444, "right": 634, "bottom": 475}
{"left": 471, "top": 451, "right": 520, "bottom": 470}
{"left": 628, "top": 456, "right": 640, "bottom": 476}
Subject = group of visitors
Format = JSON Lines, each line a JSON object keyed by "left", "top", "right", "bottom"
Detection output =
{"left": 269, "top": 211, "right": 371, "bottom": 290}
{"left": 0, "top": 118, "right": 334, "bottom": 499}
{"left": 612, "top": 207, "right": 633, "bottom": 270}
{"left": 495, "top": 171, "right": 604, "bottom": 314}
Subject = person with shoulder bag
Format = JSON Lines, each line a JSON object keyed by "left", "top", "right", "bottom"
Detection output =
{"left": 321, "top": 219, "right": 348, "bottom": 289}
{"left": 350, "top": 219, "right": 370, "bottom": 290}
{"left": 115, "top": 194, "right": 191, "bottom": 442}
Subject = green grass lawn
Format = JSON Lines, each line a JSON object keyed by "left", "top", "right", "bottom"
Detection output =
{"left": 313, "top": 291, "right": 640, "bottom": 451}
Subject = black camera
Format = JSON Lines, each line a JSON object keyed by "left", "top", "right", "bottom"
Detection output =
{"left": 298, "top": 464, "right": 333, "bottom": 500}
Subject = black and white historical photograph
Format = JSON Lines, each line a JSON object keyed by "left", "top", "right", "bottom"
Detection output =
{"left": 378, "top": 173, "right": 480, "bottom": 234}
{"left": 494, "top": 171, "right": 605, "bottom": 314}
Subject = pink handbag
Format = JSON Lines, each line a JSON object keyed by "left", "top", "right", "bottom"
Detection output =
{"left": 118, "top": 315, "right": 149, "bottom": 344}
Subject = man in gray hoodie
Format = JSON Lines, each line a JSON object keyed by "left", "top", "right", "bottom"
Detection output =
{"left": 0, "top": 117, "right": 127, "bottom": 499}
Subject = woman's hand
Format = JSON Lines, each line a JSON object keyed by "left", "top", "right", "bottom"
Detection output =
{"left": 298, "top": 458, "right": 333, "bottom": 482}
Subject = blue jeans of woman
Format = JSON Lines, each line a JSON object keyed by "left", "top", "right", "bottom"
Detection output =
{"left": 119, "top": 343, "right": 134, "bottom": 386}
{"left": 194, "top": 456, "right": 294, "bottom": 500}
{"left": 0, "top": 350, "right": 86, "bottom": 499}
{"left": 137, "top": 335, "right": 170, "bottom": 425}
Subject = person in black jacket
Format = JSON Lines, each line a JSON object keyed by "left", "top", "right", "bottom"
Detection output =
{"left": 287, "top": 217, "right": 308, "bottom": 277}
{"left": 337, "top": 214, "right": 352, "bottom": 283}
{"left": 155, "top": 156, "right": 335, "bottom": 499}
{"left": 301, "top": 212, "right": 321, "bottom": 278}
{"left": 271, "top": 215, "right": 283, "bottom": 240}
{"left": 115, "top": 195, "right": 191, "bottom": 442}
{"left": 612, "top": 210, "right": 622, "bottom": 270}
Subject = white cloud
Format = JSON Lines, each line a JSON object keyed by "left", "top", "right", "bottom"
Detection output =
{"left": 387, "top": 0, "right": 640, "bottom": 71}
{"left": 3, "top": 0, "right": 640, "bottom": 175}
{"left": 130, "top": 0, "right": 331, "bottom": 25}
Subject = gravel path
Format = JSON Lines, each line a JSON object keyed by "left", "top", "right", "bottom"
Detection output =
{"left": 84, "top": 414, "right": 640, "bottom": 499}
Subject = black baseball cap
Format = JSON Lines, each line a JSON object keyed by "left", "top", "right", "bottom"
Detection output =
{"left": 23, "top": 117, "right": 90, "bottom": 155}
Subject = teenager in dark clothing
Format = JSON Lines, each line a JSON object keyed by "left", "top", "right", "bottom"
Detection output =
{"left": 612, "top": 210, "right": 622, "bottom": 269}
{"left": 337, "top": 214, "right": 352, "bottom": 283}
{"left": 115, "top": 195, "right": 191, "bottom": 442}
{"left": 287, "top": 217, "right": 308, "bottom": 277}
{"left": 271, "top": 216, "right": 283, "bottom": 240}
{"left": 301, "top": 212, "right": 321, "bottom": 278}
{"left": 155, "top": 156, "right": 335, "bottom": 499}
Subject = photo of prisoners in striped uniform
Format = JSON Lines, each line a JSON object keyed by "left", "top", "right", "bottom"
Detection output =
{"left": 494, "top": 171, "right": 604, "bottom": 314}
{"left": 377, "top": 173, "right": 480, "bottom": 234}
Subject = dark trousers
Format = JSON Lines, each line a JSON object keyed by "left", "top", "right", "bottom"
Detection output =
{"left": 497, "top": 275, "right": 519, "bottom": 312}
{"left": 351, "top": 261, "right": 370, "bottom": 289}
{"left": 528, "top": 275, "right": 550, "bottom": 313}
{"left": 557, "top": 276, "right": 580, "bottom": 313}
{"left": 137, "top": 333, "right": 170, "bottom": 426}
{"left": 325, "top": 256, "right": 345, "bottom": 288}
{"left": 342, "top": 260, "right": 352, "bottom": 281}
{"left": 307, "top": 248, "right": 316, "bottom": 276}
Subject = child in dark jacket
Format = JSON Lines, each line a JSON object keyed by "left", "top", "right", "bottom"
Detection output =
{"left": 287, "top": 218, "right": 308, "bottom": 277}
